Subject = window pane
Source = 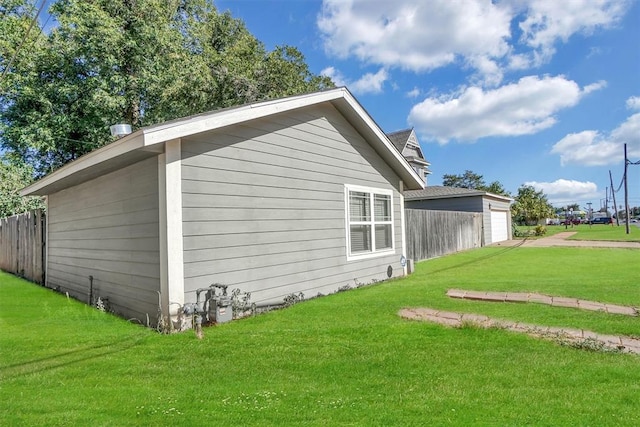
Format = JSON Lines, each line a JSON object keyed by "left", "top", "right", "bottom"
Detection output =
{"left": 349, "top": 191, "right": 370, "bottom": 221}
{"left": 350, "top": 225, "right": 371, "bottom": 253}
{"left": 374, "top": 194, "right": 391, "bottom": 221}
{"left": 375, "top": 224, "right": 392, "bottom": 249}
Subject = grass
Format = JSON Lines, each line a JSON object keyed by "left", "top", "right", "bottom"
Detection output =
{"left": 2, "top": 245, "right": 640, "bottom": 426}
{"left": 516, "top": 223, "right": 640, "bottom": 242}
{"left": 564, "top": 223, "right": 640, "bottom": 242}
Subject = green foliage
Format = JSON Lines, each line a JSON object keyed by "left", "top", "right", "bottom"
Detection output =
{"left": 511, "top": 184, "right": 554, "bottom": 225}
{"left": 0, "top": 155, "right": 44, "bottom": 217}
{"left": 0, "top": 0, "right": 334, "bottom": 176}
{"left": 534, "top": 225, "right": 546, "bottom": 236}
{"left": 442, "top": 169, "right": 510, "bottom": 196}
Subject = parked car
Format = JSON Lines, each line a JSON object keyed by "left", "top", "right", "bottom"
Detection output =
{"left": 590, "top": 217, "right": 612, "bottom": 224}
{"left": 560, "top": 218, "right": 581, "bottom": 225}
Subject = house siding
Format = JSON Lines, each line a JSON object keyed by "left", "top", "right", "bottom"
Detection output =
{"left": 405, "top": 196, "right": 484, "bottom": 213}
{"left": 180, "top": 104, "right": 405, "bottom": 305}
{"left": 484, "top": 197, "right": 512, "bottom": 244}
{"left": 46, "top": 157, "right": 160, "bottom": 323}
{"left": 406, "top": 195, "right": 512, "bottom": 244}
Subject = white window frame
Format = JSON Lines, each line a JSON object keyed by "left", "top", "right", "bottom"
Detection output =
{"left": 344, "top": 184, "right": 395, "bottom": 261}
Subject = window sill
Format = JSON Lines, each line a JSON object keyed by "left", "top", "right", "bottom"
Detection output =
{"left": 346, "top": 248, "right": 395, "bottom": 262}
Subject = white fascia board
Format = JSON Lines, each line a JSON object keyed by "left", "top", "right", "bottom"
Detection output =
{"left": 336, "top": 91, "right": 425, "bottom": 190}
{"left": 141, "top": 89, "right": 347, "bottom": 147}
{"left": 20, "top": 132, "right": 145, "bottom": 196}
{"left": 20, "top": 87, "right": 423, "bottom": 196}
{"left": 20, "top": 90, "right": 347, "bottom": 196}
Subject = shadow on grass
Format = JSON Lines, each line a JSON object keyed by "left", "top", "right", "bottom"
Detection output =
{"left": 0, "top": 334, "right": 148, "bottom": 380}
{"left": 422, "top": 239, "right": 527, "bottom": 275}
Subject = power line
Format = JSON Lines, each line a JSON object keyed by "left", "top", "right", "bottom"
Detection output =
{"left": 0, "top": 0, "right": 47, "bottom": 86}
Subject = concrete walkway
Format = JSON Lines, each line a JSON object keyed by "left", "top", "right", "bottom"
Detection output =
{"left": 446, "top": 289, "right": 638, "bottom": 316}
{"left": 400, "top": 307, "right": 640, "bottom": 355}
{"left": 493, "top": 231, "right": 640, "bottom": 249}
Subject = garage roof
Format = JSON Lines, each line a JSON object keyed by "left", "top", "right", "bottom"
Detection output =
{"left": 22, "top": 87, "right": 425, "bottom": 196}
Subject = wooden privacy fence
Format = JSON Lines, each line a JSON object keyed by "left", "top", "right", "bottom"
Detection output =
{"left": 405, "top": 209, "right": 483, "bottom": 262}
{"left": 0, "top": 210, "right": 46, "bottom": 284}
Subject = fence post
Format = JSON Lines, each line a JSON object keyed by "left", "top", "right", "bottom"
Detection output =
{"left": 0, "top": 209, "right": 46, "bottom": 284}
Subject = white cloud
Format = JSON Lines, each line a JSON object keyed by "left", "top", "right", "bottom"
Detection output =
{"left": 550, "top": 131, "right": 619, "bottom": 166}
{"left": 408, "top": 75, "right": 603, "bottom": 144}
{"left": 317, "top": 0, "right": 631, "bottom": 84}
{"left": 551, "top": 113, "right": 640, "bottom": 166}
{"left": 406, "top": 87, "right": 421, "bottom": 98}
{"left": 610, "top": 113, "right": 640, "bottom": 158}
{"left": 516, "top": 0, "right": 629, "bottom": 65}
{"left": 318, "top": 0, "right": 511, "bottom": 83}
{"left": 350, "top": 68, "right": 388, "bottom": 94}
{"left": 320, "top": 66, "right": 388, "bottom": 94}
{"left": 525, "top": 179, "right": 599, "bottom": 206}
{"left": 320, "top": 66, "right": 346, "bottom": 87}
{"left": 626, "top": 96, "right": 640, "bottom": 110}
{"left": 582, "top": 80, "right": 607, "bottom": 94}
{"left": 508, "top": 0, "right": 629, "bottom": 69}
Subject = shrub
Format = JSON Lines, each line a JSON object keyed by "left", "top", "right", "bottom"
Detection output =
{"left": 534, "top": 225, "right": 547, "bottom": 236}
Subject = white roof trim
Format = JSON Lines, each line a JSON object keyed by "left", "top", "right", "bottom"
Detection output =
{"left": 20, "top": 133, "right": 146, "bottom": 196}
{"left": 332, "top": 91, "right": 423, "bottom": 189}
{"left": 22, "top": 87, "right": 424, "bottom": 196}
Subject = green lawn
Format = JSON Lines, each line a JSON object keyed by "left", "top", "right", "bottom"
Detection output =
{"left": 565, "top": 223, "right": 640, "bottom": 242}
{"left": 2, "top": 246, "right": 640, "bottom": 426}
{"left": 517, "top": 223, "right": 640, "bottom": 242}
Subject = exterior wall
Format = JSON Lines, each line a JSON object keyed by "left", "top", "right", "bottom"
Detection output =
{"left": 406, "top": 195, "right": 513, "bottom": 245}
{"left": 180, "top": 104, "right": 406, "bottom": 305}
{"left": 405, "top": 196, "right": 484, "bottom": 213}
{"left": 484, "top": 197, "right": 512, "bottom": 243}
{"left": 46, "top": 157, "right": 161, "bottom": 324}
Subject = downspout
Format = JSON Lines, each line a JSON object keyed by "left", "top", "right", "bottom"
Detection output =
{"left": 88, "top": 275, "right": 94, "bottom": 305}
{"left": 399, "top": 180, "right": 408, "bottom": 276}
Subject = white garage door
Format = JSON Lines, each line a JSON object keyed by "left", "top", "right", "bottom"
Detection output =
{"left": 490, "top": 211, "right": 509, "bottom": 243}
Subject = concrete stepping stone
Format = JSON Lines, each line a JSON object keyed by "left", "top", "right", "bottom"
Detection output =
{"left": 399, "top": 307, "right": 640, "bottom": 355}
{"left": 446, "top": 289, "right": 638, "bottom": 316}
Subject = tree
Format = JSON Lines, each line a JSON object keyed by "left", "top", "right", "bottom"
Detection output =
{"left": 442, "top": 170, "right": 510, "bottom": 197}
{"left": 0, "top": 0, "right": 333, "bottom": 177}
{"left": 0, "top": 155, "right": 44, "bottom": 218}
{"left": 511, "top": 185, "right": 554, "bottom": 226}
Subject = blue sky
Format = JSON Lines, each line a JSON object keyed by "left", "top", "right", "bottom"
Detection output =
{"left": 36, "top": 0, "right": 639, "bottom": 211}
{"left": 213, "top": 0, "right": 640, "bottom": 211}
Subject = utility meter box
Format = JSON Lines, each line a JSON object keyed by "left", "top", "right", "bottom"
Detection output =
{"left": 209, "top": 295, "right": 232, "bottom": 323}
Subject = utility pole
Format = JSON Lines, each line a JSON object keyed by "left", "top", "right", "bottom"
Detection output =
{"left": 587, "top": 202, "right": 592, "bottom": 227}
{"left": 624, "top": 143, "right": 630, "bottom": 234}
{"left": 609, "top": 170, "right": 619, "bottom": 226}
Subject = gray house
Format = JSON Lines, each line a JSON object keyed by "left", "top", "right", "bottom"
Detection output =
{"left": 21, "top": 88, "right": 424, "bottom": 327}
{"left": 404, "top": 186, "right": 513, "bottom": 245}
{"left": 386, "top": 128, "right": 431, "bottom": 185}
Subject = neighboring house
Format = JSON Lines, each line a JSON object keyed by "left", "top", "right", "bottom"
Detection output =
{"left": 21, "top": 88, "right": 424, "bottom": 327}
{"left": 404, "top": 186, "right": 513, "bottom": 245}
{"left": 386, "top": 128, "right": 431, "bottom": 184}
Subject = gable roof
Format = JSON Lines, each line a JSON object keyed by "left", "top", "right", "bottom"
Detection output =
{"left": 404, "top": 186, "right": 513, "bottom": 202}
{"left": 22, "top": 87, "right": 425, "bottom": 196}
{"left": 386, "top": 127, "right": 429, "bottom": 165}
{"left": 387, "top": 129, "right": 413, "bottom": 153}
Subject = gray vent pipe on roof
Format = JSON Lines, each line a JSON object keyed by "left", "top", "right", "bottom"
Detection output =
{"left": 110, "top": 124, "right": 132, "bottom": 137}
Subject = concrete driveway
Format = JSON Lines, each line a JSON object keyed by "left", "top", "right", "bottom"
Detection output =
{"left": 494, "top": 231, "right": 640, "bottom": 249}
